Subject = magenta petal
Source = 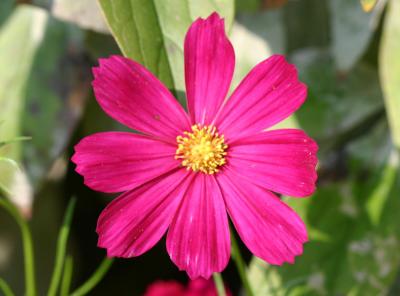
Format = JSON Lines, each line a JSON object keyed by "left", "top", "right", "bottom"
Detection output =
{"left": 167, "top": 174, "right": 230, "bottom": 279}
{"left": 92, "top": 55, "right": 190, "bottom": 141}
{"left": 97, "top": 170, "right": 192, "bottom": 257}
{"left": 72, "top": 132, "right": 179, "bottom": 193}
{"left": 184, "top": 13, "right": 235, "bottom": 125}
{"left": 216, "top": 55, "right": 307, "bottom": 141}
{"left": 227, "top": 129, "right": 318, "bottom": 197}
{"left": 217, "top": 170, "right": 308, "bottom": 265}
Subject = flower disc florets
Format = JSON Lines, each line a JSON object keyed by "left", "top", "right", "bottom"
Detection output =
{"left": 175, "top": 124, "right": 228, "bottom": 174}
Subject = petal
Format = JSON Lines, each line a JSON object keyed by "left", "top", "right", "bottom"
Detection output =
{"left": 216, "top": 170, "right": 308, "bottom": 265}
{"left": 216, "top": 55, "right": 307, "bottom": 141}
{"left": 167, "top": 173, "right": 230, "bottom": 279}
{"left": 185, "top": 13, "right": 235, "bottom": 125}
{"left": 92, "top": 55, "right": 190, "bottom": 141}
{"left": 97, "top": 169, "right": 193, "bottom": 257}
{"left": 227, "top": 129, "right": 318, "bottom": 197}
{"left": 72, "top": 132, "right": 179, "bottom": 193}
{"left": 144, "top": 281, "right": 185, "bottom": 296}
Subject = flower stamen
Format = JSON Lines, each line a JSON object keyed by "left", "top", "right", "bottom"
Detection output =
{"left": 175, "top": 124, "right": 228, "bottom": 174}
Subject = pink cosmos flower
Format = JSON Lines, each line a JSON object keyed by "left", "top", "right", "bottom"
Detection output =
{"left": 72, "top": 12, "right": 318, "bottom": 279}
{"left": 144, "top": 278, "right": 231, "bottom": 296}
{"left": 144, "top": 280, "right": 185, "bottom": 296}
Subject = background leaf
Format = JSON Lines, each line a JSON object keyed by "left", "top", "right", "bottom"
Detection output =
{"left": 0, "top": 5, "right": 47, "bottom": 203}
{"left": 0, "top": 0, "right": 14, "bottom": 26}
{"left": 284, "top": 0, "right": 330, "bottom": 54}
{"left": 330, "top": 0, "right": 384, "bottom": 72}
{"left": 248, "top": 149, "right": 400, "bottom": 296}
{"left": 379, "top": 0, "right": 400, "bottom": 149}
{"left": 21, "top": 15, "right": 90, "bottom": 189}
{"left": 0, "top": 4, "right": 90, "bottom": 206}
{"left": 292, "top": 49, "right": 383, "bottom": 149}
{"left": 229, "top": 20, "right": 273, "bottom": 90}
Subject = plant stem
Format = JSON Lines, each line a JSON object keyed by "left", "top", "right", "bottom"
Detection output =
{"left": 0, "top": 198, "right": 36, "bottom": 296}
{"left": 60, "top": 255, "right": 74, "bottom": 296}
{"left": 70, "top": 258, "right": 114, "bottom": 296}
{"left": 0, "top": 278, "right": 15, "bottom": 296}
{"left": 231, "top": 233, "right": 254, "bottom": 296}
{"left": 213, "top": 273, "right": 226, "bottom": 296}
{"left": 47, "top": 197, "right": 76, "bottom": 296}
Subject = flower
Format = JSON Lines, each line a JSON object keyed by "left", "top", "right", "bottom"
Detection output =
{"left": 143, "top": 280, "right": 185, "bottom": 296}
{"left": 72, "top": 12, "right": 318, "bottom": 279}
{"left": 144, "top": 278, "right": 231, "bottom": 296}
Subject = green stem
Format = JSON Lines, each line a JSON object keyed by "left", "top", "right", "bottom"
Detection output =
{"left": 47, "top": 198, "right": 77, "bottom": 296}
{"left": 213, "top": 273, "right": 226, "bottom": 296}
{"left": 70, "top": 258, "right": 114, "bottom": 296}
{"left": 60, "top": 256, "right": 74, "bottom": 296}
{"left": 0, "top": 278, "right": 15, "bottom": 296}
{"left": 231, "top": 233, "right": 254, "bottom": 296}
{"left": 0, "top": 198, "right": 36, "bottom": 296}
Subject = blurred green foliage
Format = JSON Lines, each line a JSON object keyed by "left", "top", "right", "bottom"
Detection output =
{"left": 0, "top": 0, "right": 399, "bottom": 295}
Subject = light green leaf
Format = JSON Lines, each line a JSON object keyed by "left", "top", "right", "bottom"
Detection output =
{"left": 366, "top": 150, "right": 398, "bottom": 226}
{"left": 236, "top": 10, "right": 285, "bottom": 55}
{"left": 1, "top": 5, "right": 88, "bottom": 200}
{"left": 231, "top": 10, "right": 298, "bottom": 129}
{"left": 330, "top": 0, "right": 384, "bottom": 72}
{"left": 229, "top": 21, "right": 272, "bottom": 91}
{"left": 379, "top": 0, "right": 400, "bottom": 148}
{"left": 0, "top": 5, "right": 47, "bottom": 196}
{"left": 98, "top": 0, "right": 234, "bottom": 102}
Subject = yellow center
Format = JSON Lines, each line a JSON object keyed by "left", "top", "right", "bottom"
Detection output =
{"left": 175, "top": 124, "right": 228, "bottom": 174}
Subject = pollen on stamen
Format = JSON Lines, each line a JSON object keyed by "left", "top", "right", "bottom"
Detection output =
{"left": 175, "top": 124, "right": 228, "bottom": 174}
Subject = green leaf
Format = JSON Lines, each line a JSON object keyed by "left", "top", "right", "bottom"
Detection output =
{"left": 283, "top": 0, "right": 330, "bottom": 53}
{"left": 1, "top": 5, "right": 89, "bottom": 202}
{"left": 248, "top": 150, "right": 400, "bottom": 295}
{"left": 236, "top": 10, "right": 285, "bottom": 55}
{"left": 292, "top": 49, "right": 383, "bottom": 148}
{"left": 0, "top": 0, "right": 14, "bottom": 26}
{"left": 235, "top": 0, "right": 261, "bottom": 12}
{"left": 379, "top": 0, "right": 400, "bottom": 149}
{"left": 347, "top": 120, "right": 391, "bottom": 170}
{"left": 0, "top": 5, "right": 47, "bottom": 196}
{"left": 21, "top": 15, "right": 89, "bottom": 188}
{"left": 98, "top": 0, "right": 234, "bottom": 102}
{"left": 229, "top": 21, "right": 272, "bottom": 90}
{"left": 330, "top": 0, "right": 384, "bottom": 72}
{"left": 0, "top": 277, "right": 15, "bottom": 296}
{"left": 85, "top": 31, "right": 121, "bottom": 60}
{"left": 366, "top": 150, "right": 398, "bottom": 226}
